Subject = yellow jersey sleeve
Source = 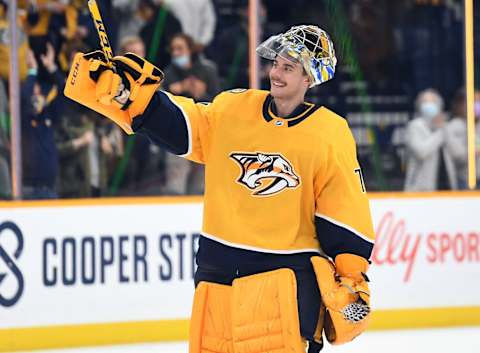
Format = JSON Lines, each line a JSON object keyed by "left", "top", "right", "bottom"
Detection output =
{"left": 164, "top": 92, "right": 218, "bottom": 164}
{"left": 314, "top": 119, "right": 375, "bottom": 260}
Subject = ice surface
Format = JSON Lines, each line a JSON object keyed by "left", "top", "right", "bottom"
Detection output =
{"left": 14, "top": 327, "right": 480, "bottom": 353}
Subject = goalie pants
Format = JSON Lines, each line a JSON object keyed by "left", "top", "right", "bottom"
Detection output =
{"left": 194, "top": 236, "right": 322, "bottom": 344}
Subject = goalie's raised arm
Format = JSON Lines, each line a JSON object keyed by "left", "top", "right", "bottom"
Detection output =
{"left": 131, "top": 90, "right": 214, "bottom": 163}
{"left": 64, "top": 50, "right": 215, "bottom": 163}
{"left": 63, "top": 51, "right": 164, "bottom": 134}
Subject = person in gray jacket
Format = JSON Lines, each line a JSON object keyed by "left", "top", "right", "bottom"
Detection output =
{"left": 445, "top": 89, "right": 480, "bottom": 189}
{"left": 404, "top": 89, "right": 457, "bottom": 191}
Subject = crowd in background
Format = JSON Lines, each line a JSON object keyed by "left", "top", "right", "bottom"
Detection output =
{"left": 0, "top": 0, "right": 479, "bottom": 199}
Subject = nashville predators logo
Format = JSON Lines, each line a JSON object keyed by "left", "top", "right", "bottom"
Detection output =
{"left": 230, "top": 152, "right": 300, "bottom": 196}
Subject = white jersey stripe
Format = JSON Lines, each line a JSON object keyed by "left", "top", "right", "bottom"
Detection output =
{"left": 200, "top": 231, "right": 321, "bottom": 255}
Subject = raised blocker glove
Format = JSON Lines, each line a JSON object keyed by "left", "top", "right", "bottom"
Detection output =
{"left": 311, "top": 254, "right": 370, "bottom": 345}
{"left": 64, "top": 50, "right": 164, "bottom": 134}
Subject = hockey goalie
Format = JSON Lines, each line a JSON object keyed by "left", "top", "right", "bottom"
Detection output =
{"left": 64, "top": 22, "right": 375, "bottom": 353}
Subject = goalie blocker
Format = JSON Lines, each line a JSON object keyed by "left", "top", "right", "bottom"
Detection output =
{"left": 64, "top": 50, "right": 164, "bottom": 134}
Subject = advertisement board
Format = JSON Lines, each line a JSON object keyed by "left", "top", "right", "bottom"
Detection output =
{"left": 369, "top": 194, "right": 480, "bottom": 309}
{"left": 0, "top": 193, "right": 479, "bottom": 351}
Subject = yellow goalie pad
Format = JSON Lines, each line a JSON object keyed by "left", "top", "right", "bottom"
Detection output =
{"left": 231, "top": 269, "right": 305, "bottom": 353}
{"left": 189, "top": 269, "right": 305, "bottom": 353}
{"left": 189, "top": 282, "right": 233, "bottom": 353}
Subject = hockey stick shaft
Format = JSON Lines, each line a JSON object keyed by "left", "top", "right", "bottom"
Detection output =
{"left": 87, "top": 0, "right": 114, "bottom": 62}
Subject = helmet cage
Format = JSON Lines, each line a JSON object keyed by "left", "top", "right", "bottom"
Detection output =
{"left": 257, "top": 25, "right": 337, "bottom": 88}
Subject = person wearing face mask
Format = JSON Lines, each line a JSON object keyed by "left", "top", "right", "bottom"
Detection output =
{"left": 404, "top": 88, "right": 458, "bottom": 191}
{"left": 444, "top": 89, "right": 480, "bottom": 189}
{"left": 161, "top": 33, "right": 220, "bottom": 195}
{"left": 164, "top": 33, "right": 220, "bottom": 102}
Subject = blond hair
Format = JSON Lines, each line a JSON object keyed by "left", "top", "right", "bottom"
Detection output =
{"left": 118, "top": 35, "right": 145, "bottom": 54}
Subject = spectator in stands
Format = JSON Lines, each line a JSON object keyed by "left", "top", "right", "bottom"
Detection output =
{"left": 164, "top": 0, "right": 216, "bottom": 52}
{"left": 57, "top": 106, "right": 123, "bottom": 198}
{"left": 118, "top": 35, "right": 163, "bottom": 194}
{"left": 404, "top": 88, "right": 457, "bottom": 191}
{"left": 95, "top": 116, "right": 124, "bottom": 194}
{"left": 55, "top": 41, "right": 94, "bottom": 198}
{"left": 444, "top": 89, "right": 468, "bottom": 189}
{"left": 23, "top": 0, "right": 80, "bottom": 68}
{"left": 22, "top": 45, "right": 64, "bottom": 199}
{"left": 112, "top": 0, "right": 144, "bottom": 48}
{"left": 56, "top": 106, "right": 96, "bottom": 198}
{"left": 71, "top": 0, "right": 118, "bottom": 54}
{"left": 81, "top": 112, "right": 123, "bottom": 197}
{"left": 210, "top": 0, "right": 267, "bottom": 89}
{"left": 163, "top": 33, "right": 220, "bottom": 101}
{"left": 119, "top": 35, "right": 146, "bottom": 61}
{"left": 139, "top": 0, "right": 181, "bottom": 69}
{"left": 445, "top": 89, "right": 480, "bottom": 189}
{"left": 395, "top": 0, "right": 462, "bottom": 101}
{"left": 161, "top": 33, "right": 220, "bottom": 195}
{"left": 0, "top": 1, "right": 29, "bottom": 81}
{"left": 211, "top": 0, "right": 249, "bottom": 88}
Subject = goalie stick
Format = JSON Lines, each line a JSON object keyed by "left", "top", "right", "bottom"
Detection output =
{"left": 87, "top": 0, "right": 114, "bottom": 63}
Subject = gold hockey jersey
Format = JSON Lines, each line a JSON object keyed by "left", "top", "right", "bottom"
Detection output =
{"left": 163, "top": 89, "right": 375, "bottom": 254}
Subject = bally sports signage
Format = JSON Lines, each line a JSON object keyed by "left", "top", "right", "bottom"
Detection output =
{"left": 368, "top": 193, "right": 480, "bottom": 311}
{"left": 0, "top": 193, "right": 479, "bottom": 351}
{"left": 372, "top": 210, "right": 479, "bottom": 283}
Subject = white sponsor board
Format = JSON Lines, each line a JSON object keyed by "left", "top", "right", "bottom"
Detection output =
{"left": 369, "top": 195, "right": 480, "bottom": 309}
{"left": 0, "top": 202, "right": 201, "bottom": 328}
{"left": 0, "top": 195, "right": 479, "bottom": 329}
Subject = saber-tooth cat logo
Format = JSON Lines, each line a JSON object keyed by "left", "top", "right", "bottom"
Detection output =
{"left": 0, "top": 222, "right": 24, "bottom": 307}
{"left": 230, "top": 152, "right": 300, "bottom": 196}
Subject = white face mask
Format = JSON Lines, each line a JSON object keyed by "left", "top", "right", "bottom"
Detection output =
{"left": 419, "top": 101, "right": 440, "bottom": 121}
{"left": 172, "top": 54, "right": 190, "bottom": 69}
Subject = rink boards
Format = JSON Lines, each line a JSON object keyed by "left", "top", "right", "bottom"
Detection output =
{"left": 0, "top": 192, "right": 479, "bottom": 351}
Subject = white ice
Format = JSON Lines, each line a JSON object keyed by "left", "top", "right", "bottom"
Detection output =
{"left": 15, "top": 326, "right": 480, "bottom": 353}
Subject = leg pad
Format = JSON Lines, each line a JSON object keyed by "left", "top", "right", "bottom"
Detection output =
{"left": 189, "top": 269, "right": 305, "bottom": 353}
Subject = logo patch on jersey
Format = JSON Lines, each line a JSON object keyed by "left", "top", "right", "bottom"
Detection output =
{"left": 228, "top": 88, "right": 247, "bottom": 94}
{"left": 230, "top": 152, "right": 300, "bottom": 196}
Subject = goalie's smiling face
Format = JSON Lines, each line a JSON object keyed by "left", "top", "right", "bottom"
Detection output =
{"left": 269, "top": 56, "right": 310, "bottom": 101}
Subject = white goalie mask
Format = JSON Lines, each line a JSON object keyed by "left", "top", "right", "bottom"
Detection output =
{"left": 256, "top": 25, "right": 337, "bottom": 88}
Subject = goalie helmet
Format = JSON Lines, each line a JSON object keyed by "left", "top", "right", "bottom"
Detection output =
{"left": 256, "top": 25, "right": 337, "bottom": 88}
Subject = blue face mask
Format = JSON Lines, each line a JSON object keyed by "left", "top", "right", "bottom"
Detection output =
{"left": 419, "top": 101, "right": 440, "bottom": 121}
{"left": 172, "top": 54, "right": 190, "bottom": 69}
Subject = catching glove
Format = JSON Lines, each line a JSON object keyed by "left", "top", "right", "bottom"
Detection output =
{"left": 64, "top": 50, "right": 164, "bottom": 134}
{"left": 311, "top": 254, "right": 370, "bottom": 345}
